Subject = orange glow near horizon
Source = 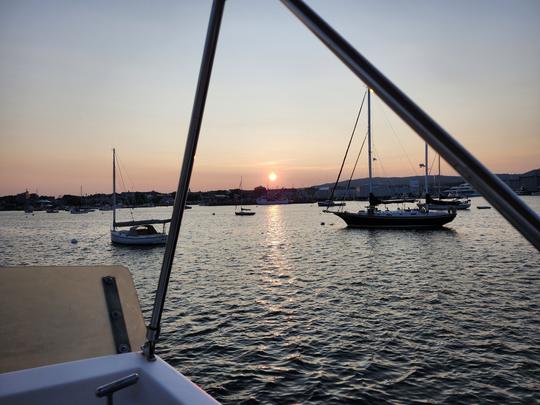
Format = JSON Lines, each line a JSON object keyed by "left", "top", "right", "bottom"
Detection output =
{"left": 268, "top": 172, "right": 278, "bottom": 182}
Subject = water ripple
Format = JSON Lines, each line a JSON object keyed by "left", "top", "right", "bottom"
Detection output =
{"left": 1, "top": 199, "right": 539, "bottom": 403}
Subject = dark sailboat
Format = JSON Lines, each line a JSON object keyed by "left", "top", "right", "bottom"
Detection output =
{"left": 235, "top": 177, "right": 256, "bottom": 216}
{"left": 331, "top": 89, "right": 456, "bottom": 229}
{"left": 417, "top": 150, "right": 470, "bottom": 210}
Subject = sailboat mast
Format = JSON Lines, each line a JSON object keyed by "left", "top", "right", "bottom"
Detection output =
{"left": 367, "top": 88, "right": 372, "bottom": 193}
{"left": 438, "top": 154, "right": 441, "bottom": 195}
{"left": 112, "top": 148, "right": 116, "bottom": 227}
{"left": 424, "top": 143, "right": 429, "bottom": 195}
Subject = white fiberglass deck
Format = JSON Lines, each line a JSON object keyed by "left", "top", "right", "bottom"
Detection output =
{"left": 0, "top": 352, "right": 219, "bottom": 405}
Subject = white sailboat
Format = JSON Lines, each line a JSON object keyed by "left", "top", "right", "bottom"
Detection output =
{"left": 110, "top": 149, "right": 170, "bottom": 245}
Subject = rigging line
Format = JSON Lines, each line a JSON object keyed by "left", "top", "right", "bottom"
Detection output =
{"left": 427, "top": 153, "right": 439, "bottom": 196}
{"left": 376, "top": 96, "right": 419, "bottom": 177}
{"left": 115, "top": 152, "right": 136, "bottom": 192}
{"left": 428, "top": 153, "right": 437, "bottom": 176}
{"left": 341, "top": 129, "right": 368, "bottom": 211}
{"left": 328, "top": 88, "right": 367, "bottom": 206}
{"left": 115, "top": 153, "right": 135, "bottom": 221}
{"left": 371, "top": 146, "right": 394, "bottom": 197}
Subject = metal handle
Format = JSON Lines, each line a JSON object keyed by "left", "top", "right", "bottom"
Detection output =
{"left": 96, "top": 373, "right": 139, "bottom": 405}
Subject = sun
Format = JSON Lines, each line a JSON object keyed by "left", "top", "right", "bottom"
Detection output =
{"left": 268, "top": 172, "right": 277, "bottom": 182}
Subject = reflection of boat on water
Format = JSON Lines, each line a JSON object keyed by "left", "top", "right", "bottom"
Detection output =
{"left": 318, "top": 200, "right": 346, "bottom": 207}
{"left": 256, "top": 197, "right": 289, "bottom": 205}
{"left": 331, "top": 89, "right": 456, "bottom": 229}
{"left": 110, "top": 149, "right": 170, "bottom": 245}
{"left": 235, "top": 177, "right": 256, "bottom": 216}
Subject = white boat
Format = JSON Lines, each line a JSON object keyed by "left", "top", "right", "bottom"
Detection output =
{"left": 444, "top": 183, "right": 481, "bottom": 197}
{"left": 0, "top": 265, "right": 218, "bottom": 404}
{"left": 256, "top": 197, "right": 289, "bottom": 205}
{"left": 110, "top": 222, "right": 170, "bottom": 245}
{"left": 110, "top": 149, "right": 170, "bottom": 245}
{"left": 318, "top": 200, "right": 346, "bottom": 207}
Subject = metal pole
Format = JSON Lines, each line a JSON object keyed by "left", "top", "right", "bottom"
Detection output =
{"left": 367, "top": 88, "right": 372, "bottom": 193}
{"left": 112, "top": 148, "right": 116, "bottom": 227}
{"left": 281, "top": 0, "right": 540, "bottom": 250}
{"left": 425, "top": 143, "right": 429, "bottom": 195}
{"left": 143, "top": 0, "right": 226, "bottom": 360}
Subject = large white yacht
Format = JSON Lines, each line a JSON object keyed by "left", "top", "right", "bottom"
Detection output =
{"left": 444, "top": 183, "right": 481, "bottom": 197}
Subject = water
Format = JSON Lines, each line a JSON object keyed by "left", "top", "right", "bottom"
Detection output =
{"left": 1, "top": 198, "right": 539, "bottom": 404}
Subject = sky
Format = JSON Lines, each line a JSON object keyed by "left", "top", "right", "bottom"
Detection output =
{"left": 0, "top": 0, "right": 539, "bottom": 196}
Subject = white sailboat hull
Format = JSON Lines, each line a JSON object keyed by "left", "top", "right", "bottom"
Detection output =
{"left": 0, "top": 352, "right": 218, "bottom": 405}
{"left": 111, "top": 230, "right": 167, "bottom": 245}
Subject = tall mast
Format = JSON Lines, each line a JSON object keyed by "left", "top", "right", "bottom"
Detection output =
{"left": 112, "top": 148, "right": 116, "bottom": 227}
{"left": 424, "top": 143, "right": 429, "bottom": 195}
{"left": 438, "top": 154, "right": 441, "bottom": 195}
{"left": 367, "top": 88, "right": 372, "bottom": 193}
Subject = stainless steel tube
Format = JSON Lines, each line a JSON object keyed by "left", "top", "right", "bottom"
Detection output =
{"left": 281, "top": 0, "right": 540, "bottom": 250}
{"left": 143, "top": 0, "right": 226, "bottom": 360}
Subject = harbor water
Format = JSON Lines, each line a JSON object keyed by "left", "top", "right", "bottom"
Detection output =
{"left": 1, "top": 197, "right": 539, "bottom": 404}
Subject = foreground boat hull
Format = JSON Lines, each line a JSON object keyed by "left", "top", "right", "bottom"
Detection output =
{"left": 111, "top": 230, "right": 167, "bottom": 245}
{"left": 0, "top": 352, "right": 218, "bottom": 405}
{"left": 332, "top": 210, "right": 456, "bottom": 229}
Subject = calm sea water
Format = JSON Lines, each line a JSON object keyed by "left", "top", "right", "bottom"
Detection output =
{"left": 1, "top": 198, "right": 539, "bottom": 404}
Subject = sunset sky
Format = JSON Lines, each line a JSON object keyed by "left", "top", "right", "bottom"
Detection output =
{"left": 1, "top": 0, "right": 539, "bottom": 196}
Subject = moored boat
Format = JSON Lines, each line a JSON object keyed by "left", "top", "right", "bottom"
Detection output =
{"left": 256, "top": 197, "right": 289, "bottom": 205}
{"left": 235, "top": 177, "right": 256, "bottom": 216}
{"left": 318, "top": 200, "right": 346, "bottom": 207}
{"left": 110, "top": 149, "right": 170, "bottom": 245}
{"left": 419, "top": 193, "right": 471, "bottom": 211}
{"left": 330, "top": 88, "right": 456, "bottom": 229}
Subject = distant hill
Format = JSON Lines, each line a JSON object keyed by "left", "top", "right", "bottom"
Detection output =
{"left": 313, "top": 168, "right": 540, "bottom": 198}
{"left": 315, "top": 175, "right": 462, "bottom": 190}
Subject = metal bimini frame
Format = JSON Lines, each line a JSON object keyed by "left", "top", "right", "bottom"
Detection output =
{"left": 143, "top": 0, "right": 540, "bottom": 360}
